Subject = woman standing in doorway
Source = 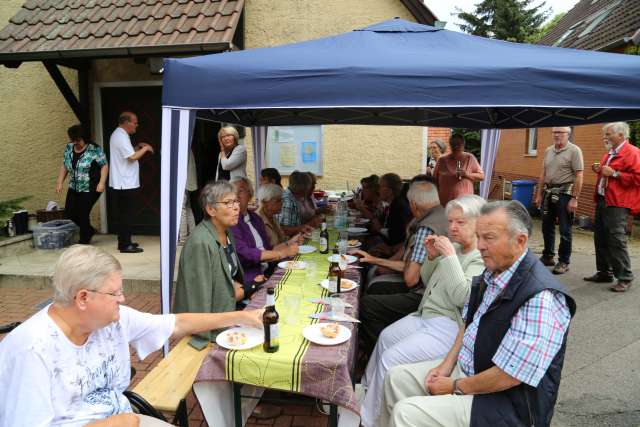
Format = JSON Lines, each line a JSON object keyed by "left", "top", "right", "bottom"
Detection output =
{"left": 215, "top": 126, "right": 247, "bottom": 181}
{"left": 55, "top": 125, "right": 108, "bottom": 244}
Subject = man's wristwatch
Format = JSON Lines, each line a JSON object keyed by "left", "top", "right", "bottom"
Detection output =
{"left": 612, "top": 170, "right": 620, "bottom": 178}
{"left": 453, "top": 379, "right": 465, "bottom": 395}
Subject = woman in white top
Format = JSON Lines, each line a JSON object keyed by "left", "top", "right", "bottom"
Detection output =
{"left": 0, "top": 245, "right": 262, "bottom": 427}
{"left": 215, "top": 126, "right": 247, "bottom": 181}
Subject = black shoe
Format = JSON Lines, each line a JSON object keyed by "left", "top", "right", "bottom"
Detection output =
{"left": 539, "top": 255, "right": 555, "bottom": 266}
{"left": 131, "top": 242, "right": 140, "bottom": 248}
{"left": 120, "top": 244, "right": 143, "bottom": 253}
{"left": 583, "top": 273, "right": 614, "bottom": 283}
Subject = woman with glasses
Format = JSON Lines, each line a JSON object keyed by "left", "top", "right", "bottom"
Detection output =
{"left": 0, "top": 245, "right": 263, "bottom": 427}
{"left": 55, "top": 124, "right": 108, "bottom": 244}
{"left": 173, "top": 180, "right": 253, "bottom": 344}
{"left": 230, "top": 177, "right": 299, "bottom": 288}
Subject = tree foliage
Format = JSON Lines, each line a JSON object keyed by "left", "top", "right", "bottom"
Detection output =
{"left": 526, "top": 12, "right": 565, "bottom": 43}
{"left": 456, "top": 0, "right": 551, "bottom": 42}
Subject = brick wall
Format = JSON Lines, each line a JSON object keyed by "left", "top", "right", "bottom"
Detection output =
{"left": 493, "top": 124, "right": 609, "bottom": 220}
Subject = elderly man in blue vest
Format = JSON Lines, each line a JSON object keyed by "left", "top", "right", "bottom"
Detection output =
{"left": 380, "top": 200, "right": 576, "bottom": 427}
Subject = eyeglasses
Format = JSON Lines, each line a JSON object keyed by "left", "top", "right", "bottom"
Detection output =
{"left": 552, "top": 131, "right": 569, "bottom": 135}
{"left": 215, "top": 199, "right": 241, "bottom": 209}
{"left": 87, "top": 289, "right": 125, "bottom": 298}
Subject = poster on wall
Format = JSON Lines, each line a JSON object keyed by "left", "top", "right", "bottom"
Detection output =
{"left": 265, "top": 126, "right": 323, "bottom": 175}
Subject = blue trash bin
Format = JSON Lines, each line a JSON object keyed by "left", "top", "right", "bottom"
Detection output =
{"left": 511, "top": 180, "right": 536, "bottom": 209}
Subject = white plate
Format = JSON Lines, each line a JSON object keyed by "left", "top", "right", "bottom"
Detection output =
{"left": 216, "top": 327, "right": 264, "bottom": 350}
{"left": 327, "top": 254, "right": 358, "bottom": 264}
{"left": 320, "top": 278, "right": 359, "bottom": 292}
{"left": 298, "top": 245, "right": 317, "bottom": 254}
{"left": 347, "top": 240, "right": 362, "bottom": 248}
{"left": 303, "top": 323, "right": 352, "bottom": 346}
{"left": 278, "top": 260, "right": 307, "bottom": 270}
{"left": 347, "top": 227, "right": 368, "bottom": 234}
{"left": 355, "top": 218, "right": 370, "bottom": 224}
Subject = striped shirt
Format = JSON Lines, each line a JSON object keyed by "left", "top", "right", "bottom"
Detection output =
{"left": 459, "top": 250, "right": 571, "bottom": 387}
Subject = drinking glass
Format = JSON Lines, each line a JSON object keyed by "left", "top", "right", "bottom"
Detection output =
{"left": 283, "top": 294, "right": 301, "bottom": 326}
{"left": 311, "top": 229, "right": 320, "bottom": 245}
{"left": 329, "top": 295, "right": 345, "bottom": 318}
{"left": 338, "top": 230, "right": 348, "bottom": 255}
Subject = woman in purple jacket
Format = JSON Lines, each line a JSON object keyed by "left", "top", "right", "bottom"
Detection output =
{"left": 231, "top": 178, "right": 300, "bottom": 286}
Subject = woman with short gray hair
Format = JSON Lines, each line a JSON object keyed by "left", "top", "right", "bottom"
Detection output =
{"left": 360, "top": 195, "right": 486, "bottom": 427}
{"left": 0, "top": 245, "right": 262, "bottom": 427}
{"left": 257, "top": 183, "right": 288, "bottom": 246}
{"left": 230, "top": 178, "right": 299, "bottom": 286}
{"left": 174, "top": 180, "right": 252, "bottom": 340}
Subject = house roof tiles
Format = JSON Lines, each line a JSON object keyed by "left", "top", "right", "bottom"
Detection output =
{"left": 0, "top": 0, "right": 243, "bottom": 61}
{"left": 538, "top": 0, "right": 640, "bottom": 50}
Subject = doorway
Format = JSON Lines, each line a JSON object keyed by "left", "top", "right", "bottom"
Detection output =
{"left": 101, "top": 85, "right": 162, "bottom": 235}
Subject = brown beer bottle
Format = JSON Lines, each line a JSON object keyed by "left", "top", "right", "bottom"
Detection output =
{"left": 328, "top": 249, "right": 342, "bottom": 293}
{"left": 319, "top": 218, "right": 329, "bottom": 254}
{"left": 263, "top": 288, "right": 279, "bottom": 353}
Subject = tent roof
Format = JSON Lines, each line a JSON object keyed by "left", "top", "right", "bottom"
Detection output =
{"left": 162, "top": 18, "right": 640, "bottom": 129}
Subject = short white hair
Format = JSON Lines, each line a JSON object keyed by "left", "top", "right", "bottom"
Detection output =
{"left": 258, "top": 183, "right": 283, "bottom": 203}
{"left": 52, "top": 245, "right": 122, "bottom": 306}
{"left": 445, "top": 195, "right": 486, "bottom": 219}
{"left": 231, "top": 176, "right": 254, "bottom": 198}
{"left": 603, "top": 122, "right": 630, "bottom": 139}
{"left": 406, "top": 181, "right": 439, "bottom": 208}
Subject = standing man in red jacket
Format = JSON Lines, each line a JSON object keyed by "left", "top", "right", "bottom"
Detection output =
{"left": 585, "top": 122, "right": 640, "bottom": 292}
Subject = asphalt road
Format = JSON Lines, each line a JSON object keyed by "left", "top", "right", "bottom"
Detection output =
{"left": 527, "top": 223, "right": 640, "bottom": 427}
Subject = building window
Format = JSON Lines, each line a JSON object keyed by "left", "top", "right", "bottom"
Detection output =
{"left": 527, "top": 129, "right": 538, "bottom": 155}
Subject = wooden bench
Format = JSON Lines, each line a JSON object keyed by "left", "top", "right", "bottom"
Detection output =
{"left": 127, "top": 336, "right": 212, "bottom": 426}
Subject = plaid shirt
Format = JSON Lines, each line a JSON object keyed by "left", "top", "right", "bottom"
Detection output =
{"left": 459, "top": 250, "right": 571, "bottom": 387}
{"left": 409, "top": 226, "right": 432, "bottom": 263}
{"left": 276, "top": 188, "right": 301, "bottom": 227}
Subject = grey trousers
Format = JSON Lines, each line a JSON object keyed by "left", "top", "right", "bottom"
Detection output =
{"left": 138, "top": 414, "right": 174, "bottom": 426}
{"left": 594, "top": 196, "right": 634, "bottom": 281}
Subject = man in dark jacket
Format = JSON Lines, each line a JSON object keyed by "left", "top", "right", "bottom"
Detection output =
{"left": 380, "top": 200, "right": 576, "bottom": 427}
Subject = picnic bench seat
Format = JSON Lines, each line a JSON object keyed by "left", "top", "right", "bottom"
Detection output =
{"left": 125, "top": 335, "right": 212, "bottom": 427}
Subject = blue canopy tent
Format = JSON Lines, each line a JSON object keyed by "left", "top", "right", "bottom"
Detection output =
{"left": 159, "top": 19, "right": 640, "bottom": 321}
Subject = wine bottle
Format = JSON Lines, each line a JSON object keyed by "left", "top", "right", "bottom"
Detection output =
{"left": 263, "top": 288, "right": 279, "bottom": 353}
{"left": 319, "top": 218, "right": 329, "bottom": 254}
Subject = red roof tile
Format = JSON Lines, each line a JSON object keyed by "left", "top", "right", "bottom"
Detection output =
{"left": 538, "top": 0, "right": 640, "bottom": 51}
{"left": 0, "top": 0, "right": 243, "bottom": 61}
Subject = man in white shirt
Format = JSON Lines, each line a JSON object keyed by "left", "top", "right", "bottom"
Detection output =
{"left": 108, "top": 111, "right": 154, "bottom": 253}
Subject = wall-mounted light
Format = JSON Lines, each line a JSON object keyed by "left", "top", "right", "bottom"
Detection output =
{"left": 148, "top": 57, "right": 164, "bottom": 74}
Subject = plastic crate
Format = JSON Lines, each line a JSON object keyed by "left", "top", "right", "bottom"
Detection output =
{"left": 32, "top": 220, "right": 78, "bottom": 250}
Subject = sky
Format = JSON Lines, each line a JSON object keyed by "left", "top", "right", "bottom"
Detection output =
{"left": 422, "top": 0, "right": 580, "bottom": 32}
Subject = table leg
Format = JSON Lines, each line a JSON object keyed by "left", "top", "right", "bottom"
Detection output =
{"left": 330, "top": 404, "right": 338, "bottom": 427}
{"left": 233, "top": 383, "right": 243, "bottom": 427}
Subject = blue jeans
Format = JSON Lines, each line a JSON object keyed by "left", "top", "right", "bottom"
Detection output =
{"left": 542, "top": 193, "right": 573, "bottom": 264}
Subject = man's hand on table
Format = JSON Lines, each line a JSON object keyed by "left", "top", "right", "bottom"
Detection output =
{"left": 352, "top": 249, "right": 378, "bottom": 265}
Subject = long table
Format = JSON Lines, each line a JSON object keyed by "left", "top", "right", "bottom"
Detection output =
{"left": 194, "top": 233, "right": 361, "bottom": 426}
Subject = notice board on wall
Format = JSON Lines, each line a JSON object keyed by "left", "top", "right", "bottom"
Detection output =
{"left": 265, "top": 126, "right": 323, "bottom": 175}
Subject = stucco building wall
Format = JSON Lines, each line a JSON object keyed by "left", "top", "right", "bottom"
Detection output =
{"left": 0, "top": 1, "right": 78, "bottom": 213}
